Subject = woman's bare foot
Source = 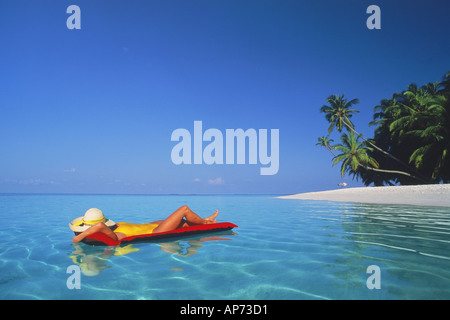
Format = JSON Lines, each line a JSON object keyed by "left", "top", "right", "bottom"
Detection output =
{"left": 203, "top": 210, "right": 219, "bottom": 224}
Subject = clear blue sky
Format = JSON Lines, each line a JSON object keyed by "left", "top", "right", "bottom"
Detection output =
{"left": 0, "top": 0, "right": 449, "bottom": 194}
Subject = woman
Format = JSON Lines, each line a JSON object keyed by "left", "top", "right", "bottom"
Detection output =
{"left": 70, "top": 206, "right": 219, "bottom": 243}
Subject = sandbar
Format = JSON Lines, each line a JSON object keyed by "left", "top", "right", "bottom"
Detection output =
{"left": 278, "top": 184, "right": 450, "bottom": 207}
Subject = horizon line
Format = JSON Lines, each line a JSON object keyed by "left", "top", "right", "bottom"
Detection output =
{"left": 0, "top": 192, "right": 287, "bottom": 196}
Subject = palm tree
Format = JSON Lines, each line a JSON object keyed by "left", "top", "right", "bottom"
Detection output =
{"left": 408, "top": 92, "right": 450, "bottom": 181}
{"left": 388, "top": 83, "right": 439, "bottom": 135}
{"left": 332, "top": 131, "right": 422, "bottom": 180}
{"left": 320, "top": 94, "right": 359, "bottom": 134}
{"left": 316, "top": 136, "right": 336, "bottom": 156}
{"left": 367, "top": 95, "right": 417, "bottom": 185}
{"left": 382, "top": 80, "right": 450, "bottom": 182}
{"left": 321, "top": 93, "right": 424, "bottom": 179}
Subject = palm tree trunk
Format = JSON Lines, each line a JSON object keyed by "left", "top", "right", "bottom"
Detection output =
{"left": 343, "top": 116, "right": 429, "bottom": 181}
{"left": 327, "top": 146, "right": 336, "bottom": 157}
{"left": 362, "top": 165, "right": 427, "bottom": 183}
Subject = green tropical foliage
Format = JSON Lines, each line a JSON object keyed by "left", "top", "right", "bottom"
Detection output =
{"left": 318, "top": 71, "right": 450, "bottom": 185}
{"left": 332, "top": 131, "right": 419, "bottom": 181}
{"left": 316, "top": 136, "right": 336, "bottom": 156}
{"left": 332, "top": 131, "right": 378, "bottom": 178}
{"left": 320, "top": 94, "right": 359, "bottom": 134}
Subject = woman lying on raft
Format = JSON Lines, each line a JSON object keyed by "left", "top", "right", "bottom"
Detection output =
{"left": 70, "top": 206, "right": 219, "bottom": 243}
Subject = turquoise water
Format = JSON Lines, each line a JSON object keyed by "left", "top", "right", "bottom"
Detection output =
{"left": 0, "top": 194, "right": 449, "bottom": 300}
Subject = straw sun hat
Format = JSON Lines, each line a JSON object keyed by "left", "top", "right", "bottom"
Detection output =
{"left": 69, "top": 208, "right": 116, "bottom": 233}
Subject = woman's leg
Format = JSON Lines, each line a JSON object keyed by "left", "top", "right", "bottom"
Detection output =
{"left": 153, "top": 205, "right": 218, "bottom": 234}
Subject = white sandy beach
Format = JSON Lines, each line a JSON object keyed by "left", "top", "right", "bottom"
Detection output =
{"left": 278, "top": 184, "right": 450, "bottom": 207}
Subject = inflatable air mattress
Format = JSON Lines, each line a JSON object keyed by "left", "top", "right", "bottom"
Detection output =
{"left": 81, "top": 222, "right": 238, "bottom": 246}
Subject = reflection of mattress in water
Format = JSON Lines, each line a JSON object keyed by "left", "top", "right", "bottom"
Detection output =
{"left": 81, "top": 222, "right": 238, "bottom": 246}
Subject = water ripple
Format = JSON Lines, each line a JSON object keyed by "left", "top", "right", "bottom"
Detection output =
{"left": 1, "top": 195, "right": 450, "bottom": 299}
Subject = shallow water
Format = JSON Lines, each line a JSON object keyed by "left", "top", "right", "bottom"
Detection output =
{"left": 0, "top": 194, "right": 449, "bottom": 299}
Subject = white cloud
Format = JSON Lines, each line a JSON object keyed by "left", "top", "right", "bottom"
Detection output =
{"left": 64, "top": 168, "right": 76, "bottom": 173}
{"left": 22, "top": 179, "right": 43, "bottom": 185}
{"left": 193, "top": 178, "right": 201, "bottom": 182}
{"left": 5, "top": 178, "right": 61, "bottom": 186}
{"left": 207, "top": 177, "right": 225, "bottom": 185}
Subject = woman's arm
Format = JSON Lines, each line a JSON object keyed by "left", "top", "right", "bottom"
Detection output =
{"left": 72, "top": 222, "right": 119, "bottom": 243}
